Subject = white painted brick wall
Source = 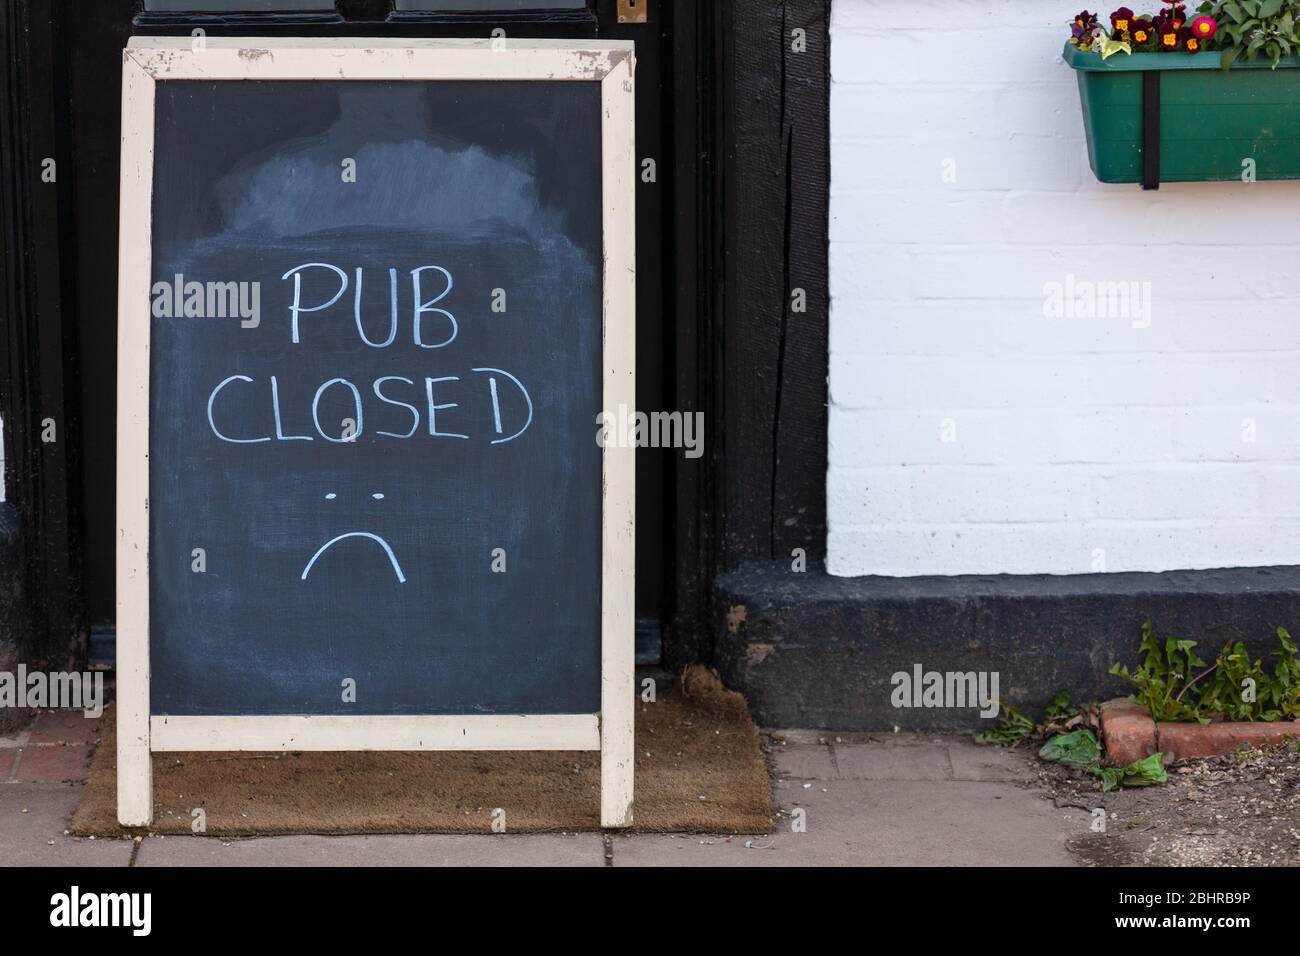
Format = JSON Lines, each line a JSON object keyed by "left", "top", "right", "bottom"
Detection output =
{"left": 827, "top": 0, "right": 1300, "bottom": 577}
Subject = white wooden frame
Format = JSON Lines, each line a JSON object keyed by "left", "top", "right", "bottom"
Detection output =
{"left": 116, "top": 37, "right": 636, "bottom": 828}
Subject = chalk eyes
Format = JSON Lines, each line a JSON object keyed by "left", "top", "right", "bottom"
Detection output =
{"left": 323, "top": 492, "right": 384, "bottom": 500}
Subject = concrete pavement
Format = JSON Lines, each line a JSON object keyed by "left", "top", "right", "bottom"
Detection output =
{"left": 615, "top": 731, "right": 1081, "bottom": 866}
{"left": 1, "top": 714, "right": 1088, "bottom": 866}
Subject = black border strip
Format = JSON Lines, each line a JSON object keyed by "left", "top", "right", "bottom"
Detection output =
{"left": 1142, "top": 70, "right": 1160, "bottom": 190}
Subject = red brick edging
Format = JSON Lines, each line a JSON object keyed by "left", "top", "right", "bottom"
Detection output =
{"left": 1099, "top": 698, "right": 1300, "bottom": 766}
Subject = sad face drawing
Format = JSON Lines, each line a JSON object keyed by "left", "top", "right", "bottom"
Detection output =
{"left": 300, "top": 492, "right": 407, "bottom": 584}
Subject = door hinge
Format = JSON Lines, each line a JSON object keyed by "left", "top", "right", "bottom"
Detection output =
{"left": 617, "top": 0, "right": 648, "bottom": 25}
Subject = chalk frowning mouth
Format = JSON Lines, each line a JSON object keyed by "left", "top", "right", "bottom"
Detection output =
{"left": 300, "top": 492, "right": 406, "bottom": 583}
{"left": 301, "top": 532, "right": 407, "bottom": 583}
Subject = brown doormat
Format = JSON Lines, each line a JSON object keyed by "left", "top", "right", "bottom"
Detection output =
{"left": 72, "top": 667, "right": 773, "bottom": 837}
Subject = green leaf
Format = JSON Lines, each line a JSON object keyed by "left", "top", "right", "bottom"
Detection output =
{"left": 974, "top": 701, "right": 1037, "bottom": 746}
{"left": 1277, "top": 627, "right": 1296, "bottom": 654}
{"left": 1119, "top": 752, "right": 1168, "bottom": 787}
{"left": 1045, "top": 688, "right": 1074, "bottom": 719}
{"left": 1039, "top": 729, "right": 1101, "bottom": 769}
{"left": 1099, "top": 38, "right": 1133, "bottom": 59}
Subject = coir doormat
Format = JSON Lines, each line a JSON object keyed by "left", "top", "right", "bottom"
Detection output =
{"left": 72, "top": 667, "right": 773, "bottom": 836}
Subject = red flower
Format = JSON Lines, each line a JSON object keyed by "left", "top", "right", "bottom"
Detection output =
{"left": 1181, "top": 27, "right": 1203, "bottom": 53}
{"left": 1130, "top": 18, "right": 1154, "bottom": 45}
{"left": 1158, "top": 20, "right": 1181, "bottom": 49}
{"left": 1191, "top": 15, "right": 1217, "bottom": 40}
{"left": 1110, "top": 6, "right": 1136, "bottom": 34}
{"left": 1161, "top": 3, "right": 1187, "bottom": 28}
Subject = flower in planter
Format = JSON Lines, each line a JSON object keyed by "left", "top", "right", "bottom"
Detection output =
{"left": 1190, "top": 15, "right": 1217, "bottom": 41}
{"left": 1066, "top": 5, "right": 1211, "bottom": 54}
{"left": 1157, "top": 18, "right": 1182, "bottom": 49}
{"left": 1070, "top": 10, "right": 1102, "bottom": 47}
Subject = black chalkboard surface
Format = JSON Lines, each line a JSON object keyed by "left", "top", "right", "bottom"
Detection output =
{"left": 147, "top": 80, "right": 604, "bottom": 716}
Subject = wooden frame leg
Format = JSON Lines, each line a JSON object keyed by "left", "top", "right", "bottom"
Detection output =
{"left": 116, "top": 697, "right": 152, "bottom": 826}
{"left": 598, "top": 54, "right": 636, "bottom": 831}
{"left": 115, "top": 49, "right": 155, "bottom": 830}
{"left": 600, "top": 667, "right": 635, "bottom": 828}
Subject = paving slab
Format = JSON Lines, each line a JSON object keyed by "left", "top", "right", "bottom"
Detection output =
{"left": 0, "top": 728, "right": 30, "bottom": 749}
{"left": 767, "top": 729, "right": 832, "bottom": 746}
{"left": 781, "top": 777, "right": 1081, "bottom": 865}
{"left": 0, "top": 784, "right": 134, "bottom": 866}
{"left": 616, "top": 778, "right": 1083, "bottom": 866}
{"left": 830, "top": 741, "right": 951, "bottom": 781}
{"left": 29, "top": 712, "right": 103, "bottom": 746}
{"left": 769, "top": 742, "right": 835, "bottom": 779}
{"left": 611, "top": 832, "right": 779, "bottom": 866}
{"left": 135, "top": 832, "right": 606, "bottom": 867}
{"left": 947, "top": 741, "right": 1034, "bottom": 782}
{"left": 12, "top": 744, "right": 92, "bottom": 783}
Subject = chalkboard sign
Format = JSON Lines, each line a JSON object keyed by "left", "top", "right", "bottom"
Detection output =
{"left": 116, "top": 38, "right": 636, "bottom": 828}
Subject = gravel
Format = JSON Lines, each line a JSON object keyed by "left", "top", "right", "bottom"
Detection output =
{"left": 1032, "top": 739, "right": 1300, "bottom": 867}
